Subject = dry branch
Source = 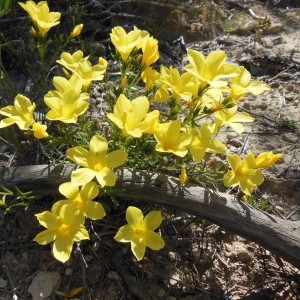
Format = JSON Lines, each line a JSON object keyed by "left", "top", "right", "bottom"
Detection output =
{"left": 1, "top": 165, "right": 300, "bottom": 268}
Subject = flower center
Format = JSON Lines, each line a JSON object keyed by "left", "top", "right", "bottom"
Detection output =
{"left": 59, "top": 223, "right": 70, "bottom": 235}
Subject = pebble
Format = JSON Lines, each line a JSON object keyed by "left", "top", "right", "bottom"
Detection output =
{"left": 28, "top": 271, "right": 61, "bottom": 300}
{"left": 226, "top": 133, "right": 238, "bottom": 140}
{"left": 157, "top": 288, "right": 166, "bottom": 298}
{"left": 285, "top": 93, "right": 296, "bottom": 101}
{"left": 227, "top": 138, "right": 242, "bottom": 148}
{"left": 107, "top": 271, "right": 120, "bottom": 281}
{"left": 281, "top": 133, "right": 298, "bottom": 144}
{"left": 65, "top": 268, "right": 72, "bottom": 276}
{"left": 0, "top": 278, "right": 8, "bottom": 288}
{"left": 169, "top": 273, "right": 180, "bottom": 285}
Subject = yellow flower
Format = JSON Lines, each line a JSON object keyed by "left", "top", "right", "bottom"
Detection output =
{"left": 188, "top": 123, "right": 227, "bottom": 162}
{"left": 0, "top": 94, "right": 35, "bottom": 130}
{"left": 255, "top": 151, "right": 283, "bottom": 168}
{"left": 66, "top": 135, "right": 127, "bottom": 186}
{"left": 223, "top": 153, "right": 264, "bottom": 196}
{"left": 141, "top": 36, "right": 159, "bottom": 66}
{"left": 70, "top": 23, "right": 83, "bottom": 38}
{"left": 229, "top": 66, "right": 270, "bottom": 100}
{"left": 18, "top": 1, "right": 61, "bottom": 37}
{"left": 110, "top": 26, "right": 149, "bottom": 61}
{"left": 156, "top": 66, "right": 198, "bottom": 102}
{"left": 179, "top": 165, "right": 187, "bottom": 185}
{"left": 52, "top": 182, "right": 106, "bottom": 221}
{"left": 141, "top": 67, "right": 160, "bottom": 91}
{"left": 44, "top": 75, "right": 89, "bottom": 123}
{"left": 107, "top": 94, "right": 150, "bottom": 138}
{"left": 57, "top": 51, "right": 107, "bottom": 90}
{"left": 185, "top": 49, "right": 237, "bottom": 89}
{"left": 57, "top": 50, "right": 85, "bottom": 71}
{"left": 154, "top": 120, "right": 192, "bottom": 157}
{"left": 139, "top": 110, "right": 161, "bottom": 134}
{"left": 114, "top": 206, "right": 165, "bottom": 261}
{"left": 32, "top": 122, "right": 48, "bottom": 139}
{"left": 34, "top": 203, "right": 89, "bottom": 263}
{"left": 213, "top": 105, "right": 255, "bottom": 134}
{"left": 48, "top": 75, "right": 84, "bottom": 97}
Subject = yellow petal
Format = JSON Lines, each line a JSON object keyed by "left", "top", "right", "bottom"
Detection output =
{"left": 126, "top": 206, "right": 144, "bottom": 229}
{"left": 223, "top": 170, "right": 239, "bottom": 187}
{"left": 114, "top": 225, "right": 135, "bottom": 242}
{"left": 89, "top": 135, "right": 108, "bottom": 155}
{"left": 105, "top": 150, "right": 128, "bottom": 168}
{"left": 66, "top": 147, "right": 88, "bottom": 167}
{"left": 85, "top": 202, "right": 106, "bottom": 220}
{"left": 131, "top": 239, "right": 146, "bottom": 261}
{"left": 34, "top": 230, "right": 56, "bottom": 245}
{"left": 144, "top": 211, "right": 162, "bottom": 230}
{"left": 59, "top": 182, "right": 79, "bottom": 199}
{"left": 35, "top": 211, "right": 61, "bottom": 229}
{"left": 80, "top": 181, "right": 99, "bottom": 201}
{"left": 144, "top": 230, "right": 165, "bottom": 250}
{"left": 71, "top": 168, "right": 97, "bottom": 186}
{"left": 52, "top": 236, "right": 73, "bottom": 263}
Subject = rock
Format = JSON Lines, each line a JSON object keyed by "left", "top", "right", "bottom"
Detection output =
{"left": 0, "top": 278, "right": 8, "bottom": 288}
{"left": 157, "top": 288, "right": 166, "bottom": 298}
{"left": 107, "top": 271, "right": 120, "bottom": 281}
{"left": 28, "top": 271, "right": 61, "bottom": 300}
{"left": 281, "top": 133, "right": 298, "bottom": 143}
{"left": 227, "top": 138, "right": 242, "bottom": 148}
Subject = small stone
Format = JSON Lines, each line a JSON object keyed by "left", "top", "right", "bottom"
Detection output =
{"left": 226, "top": 133, "right": 238, "bottom": 140}
{"left": 242, "top": 101, "right": 251, "bottom": 110}
{"left": 169, "top": 273, "right": 180, "bottom": 285}
{"left": 0, "top": 278, "right": 8, "bottom": 288}
{"left": 227, "top": 138, "right": 242, "bottom": 148}
{"left": 285, "top": 84, "right": 295, "bottom": 92}
{"left": 157, "top": 288, "right": 166, "bottom": 298}
{"left": 168, "top": 251, "right": 176, "bottom": 260}
{"left": 260, "top": 102, "right": 268, "bottom": 110}
{"left": 282, "top": 133, "right": 298, "bottom": 144}
{"left": 107, "top": 271, "right": 120, "bottom": 281}
{"left": 285, "top": 93, "right": 296, "bottom": 101}
{"left": 28, "top": 271, "right": 61, "bottom": 300}
{"left": 65, "top": 268, "right": 72, "bottom": 276}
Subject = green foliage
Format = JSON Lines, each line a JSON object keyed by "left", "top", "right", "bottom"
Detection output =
{"left": 276, "top": 117, "right": 297, "bottom": 132}
{"left": 0, "top": 185, "right": 37, "bottom": 212}
{"left": 247, "top": 194, "right": 268, "bottom": 211}
{"left": 0, "top": 0, "right": 12, "bottom": 17}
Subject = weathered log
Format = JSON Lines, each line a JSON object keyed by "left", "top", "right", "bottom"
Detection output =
{"left": 1, "top": 165, "right": 300, "bottom": 268}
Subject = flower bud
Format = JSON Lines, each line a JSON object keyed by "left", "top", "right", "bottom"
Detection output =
{"left": 70, "top": 24, "right": 83, "bottom": 38}
{"left": 179, "top": 165, "right": 187, "bottom": 186}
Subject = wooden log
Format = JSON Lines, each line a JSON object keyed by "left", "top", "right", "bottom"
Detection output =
{"left": 1, "top": 165, "right": 300, "bottom": 268}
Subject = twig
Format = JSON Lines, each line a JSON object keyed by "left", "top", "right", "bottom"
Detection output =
{"left": 3, "top": 264, "right": 19, "bottom": 300}
{"left": 112, "top": 254, "right": 151, "bottom": 300}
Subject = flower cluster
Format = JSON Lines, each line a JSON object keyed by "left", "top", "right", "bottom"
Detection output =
{"left": 0, "top": 1, "right": 282, "bottom": 263}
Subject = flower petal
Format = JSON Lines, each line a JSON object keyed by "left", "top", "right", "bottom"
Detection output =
{"left": 71, "top": 168, "right": 96, "bottom": 186}
{"left": 85, "top": 202, "right": 106, "bottom": 220}
{"left": 105, "top": 150, "right": 128, "bottom": 168}
{"left": 144, "top": 211, "right": 162, "bottom": 230}
{"left": 52, "top": 236, "right": 73, "bottom": 263}
{"left": 114, "top": 224, "right": 135, "bottom": 242}
{"left": 131, "top": 239, "right": 146, "bottom": 261}
{"left": 126, "top": 206, "right": 145, "bottom": 229}
{"left": 59, "top": 182, "right": 79, "bottom": 199}
{"left": 66, "top": 146, "right": 88, "bottom": 167}
{"left": 89, "top": 135, "right": 108, "bottom": 155}
{"left": 34, "top": 230, "right": 56, "bottom": 245}
{"left": 145, "top": 230, "right": 165, "bottom": 250}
